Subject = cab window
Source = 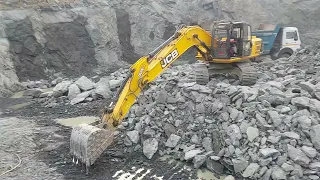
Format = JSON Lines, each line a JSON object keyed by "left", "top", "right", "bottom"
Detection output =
{"left": 286, "top": 32, "right": 294, "bottom": 39}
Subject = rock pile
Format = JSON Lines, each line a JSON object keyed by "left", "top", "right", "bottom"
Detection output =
{"left": 20, "top": 44, "right": 320, "bottom": 179}
{"left": 113, "top": 45, "right": 320, "bottom": 179}
{"left": 21, "top": 68, "right": 129, "bottom": 107}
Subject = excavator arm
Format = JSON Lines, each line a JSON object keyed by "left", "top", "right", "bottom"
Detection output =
{"left": 70, "top": 25, "right": 213, "bottom": 171}
{"left": 103, "top": 25, "right": 212, "bottom": 128}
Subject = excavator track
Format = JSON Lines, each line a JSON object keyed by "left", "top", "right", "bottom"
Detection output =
{"left": 193, "top": 61, "right": 257, "bottom": 86}
{"left": 189, "top": 62, "right": 210, "bottom": 85}
{"left": 234, "top": 62, "right": 258, "bottom": 86}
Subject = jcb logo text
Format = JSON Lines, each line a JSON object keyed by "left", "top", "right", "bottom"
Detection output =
{"left": 161, "top": 49, "right": 179, "bottom": 68}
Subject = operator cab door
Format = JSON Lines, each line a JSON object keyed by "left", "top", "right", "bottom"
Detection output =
{"left": 241, "top": 24, "right": 252, "bottom": 56}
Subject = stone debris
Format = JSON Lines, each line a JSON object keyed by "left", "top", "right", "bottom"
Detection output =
{"left": 193, "top": 155, "right": 207, "bottom": 168}
{"left": 301, "top": 146, "right": 318, "bottom": 158}
{"left": 310, "top": 125, "right": 320, "bottom": 150}
{"left": 25, "top": 44, "right": 320, "bottom": 179}
{"left": 52, "top": 80, "right": 72, "bottom": 97}
{"left": 142, "top": 138, "right": 158, "bottom": 159}
{"left": 75, "top": 76, "right": 95, "bottom": 91}
{"left": 246, "top": 127, "right": 259, "bottom": 142}
{"left": 242, "top": 163, "right": 259, "bottom": 178}
{"left": 165, "top": 134, "right": 181, "bottom": 148}
{"left": 271, "top": 166, "right": 286, "bottom": 180}
{"left": 184, "top": 149, "right": 203, "bottom": 160}
{"left": 67, "top": 84, "right": 81, "bottom": 100}
{"left": 287, "top": 144, "right": 311, "bottom": 166}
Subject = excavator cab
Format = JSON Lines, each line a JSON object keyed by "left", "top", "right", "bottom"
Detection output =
{"left": 210, "top": 21, "right": 253, "bottom": 59}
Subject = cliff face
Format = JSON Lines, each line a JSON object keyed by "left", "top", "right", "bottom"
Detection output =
{"left": 0, "top": 0, "right": 319, "bottom": 96}
{"left": 257, "top": 0, "right": 320, "bottom": 45}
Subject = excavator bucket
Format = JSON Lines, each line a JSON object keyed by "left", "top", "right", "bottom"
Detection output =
{"left": 70, "top": 123, "right": 114, "bottom": 171}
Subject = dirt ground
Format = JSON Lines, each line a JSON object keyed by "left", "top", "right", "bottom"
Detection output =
{"left": 0, "top": 95, "right": 224, "bottom": 180}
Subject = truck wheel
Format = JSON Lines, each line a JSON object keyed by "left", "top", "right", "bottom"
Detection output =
{"left": 279, "top": 53, "right": 291, "bottom": 58}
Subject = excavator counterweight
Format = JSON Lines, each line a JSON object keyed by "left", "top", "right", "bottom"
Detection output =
{"left": 69, "top": 21, "right": 263, "bottom": 172}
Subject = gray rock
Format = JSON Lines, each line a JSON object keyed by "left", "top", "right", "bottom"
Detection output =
{"left": 259, "top": 148, "right": 280, "bottom": 158}
{"left": 258, "top": 166, "right": 268, "bottom": 178}
{"left": 297, "top": 115, "right": 312, "bottom": 129}
{"left": 94, "top": 77, "right": 112, "bottom": 99}
{"left": 202, "top": 137, "right": 213, "bottom": 152}
{"left": 228, "top": 108, "right": 239, "bottom": 121}
{"left": 143, "top": 138, "right": 158, "bottom": 159}
{"left": 271, "top": 167, "right": 286, "bottom": 180}
{"left": 310, "top": 124, "right": 320, "bottom": 150}
{"left": 298, "top": 82, "right": 315, "bottom": 96}
{"left": 39, "top": 91, "right": 53, "bottom": 98}
{"left": 193, "top": 155, "right": 207, "bottom": 169}
{"left": 281, "top": 162, "right": 295, "bottom": 172}
{"left": 287, "top": 144, "right": 310, "bottom": 166}
{"left": 259, "top": 157, "right": 272, "bottom": 166}
{"left": 309, "top": 162, "right": 320, "bottom": 171}
{"left": 268, "top": 135, "right": 281, "bottom": 144}
{"left": 268, "top": 110, "right": 282, "bottom": 126}
{"left": 261, "top": 137, "right": 267, "bottom": 145}
{"left": 240, "top": 121, "right": 250, "bottom": 134}
{"left": 281, "top": 106, "right": 291, "bottom": 114}
{"left": 164, "top": 123, "right": 176, "bottom": 137}
{"left": 70, "top": 91, "right": 92, "bottom": 105}
{"left": 68, "top": 84, "right": 81, "bottom": 100}
{"left": 165, "top": 134, "right": 181, "bottom": 148}
{"left": 206, "top": 158, "right": 224, "bottom": 175}
{"left": 75, "top": 76, "right": 95, "bottom": 91}
{"left": 291, "top": 97, "right": 310, "bottom": 108}
{"left": 226, "top": 124, "right": 242, "bottom": 146}
{"left": 291, "top": 164, "right": 303, "bottom": 178}
{"left": 242, "top": 163, "right": 260, "bottom": 178}
{"left": 256, "top": 113, "right": 269, "bottom": 126}
{"left": 223, "top": 175, "right": 235, "bottom": 180}
{"left": 109, "top": 79, "right": 123, "bottom": 89}
{"left": 309, "top": 175, "right": 320, "bottom": 180}
{"left": 184, "top": 149, "right": 203, "bottom": 160}
{"left": 124, "top": 136, "right": 132, "bottom": 146}
{"left": 301, "top": 146, "right": 317, "bottom": 158}
{"left": 191, "top": 134, "right": 200, "bottom": 144}
{"left": 127, "top": 130, "right": 139, "bottom": 144}
{"left": 282, "top": 132, "right": 300, "bottom": 140}
{"left": 262, "top": 168, "right": 272, "bottom": 180}
{"left": 143, "top": 126, "right": 156, "bottom": 137}
{"left": 53, "top": 80, "right": 72, "bottom": 97}
{"left": 210, "top": 156, "right": 221, "bottom": 161}
{"left": 247, "top": 127, "right": 259, "bottom": 142}
{"left": 155, "top": 90, "right": 168, "bottom": 104}
{"left": 277, "top": 154, "right": 288, "bottom": 166}
{"left": 51, "top": 77, "right": 63, "bottom": 86}
{"left": 183, "top": 144, "right": 196, "bottom": 153}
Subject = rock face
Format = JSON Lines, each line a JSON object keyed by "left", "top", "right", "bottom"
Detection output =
{"left": 0, "top": 38, "right": 23, "bottom": 97}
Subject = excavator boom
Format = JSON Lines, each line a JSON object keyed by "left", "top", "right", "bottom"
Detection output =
{"left": 70, "top": 25, "right": 214, "bottom": 171}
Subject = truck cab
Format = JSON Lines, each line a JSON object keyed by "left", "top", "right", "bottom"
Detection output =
{"left": 252, "top": 24, "right": 301, "bottom": 59}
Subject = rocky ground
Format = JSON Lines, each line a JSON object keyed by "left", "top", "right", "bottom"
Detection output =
{"left": 1, "top": 43, "right": 320, "bottom": 180}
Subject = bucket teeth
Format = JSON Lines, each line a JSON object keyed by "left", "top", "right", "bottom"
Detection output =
{"left": 70, "top": 124, "right": 114, "bottom": 169}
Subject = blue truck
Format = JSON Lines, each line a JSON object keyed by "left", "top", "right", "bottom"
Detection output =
{"left": 252, "top": 24, "right": 301, "bottom": 59}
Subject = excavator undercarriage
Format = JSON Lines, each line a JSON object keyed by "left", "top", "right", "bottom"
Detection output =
{"left": 69, "top": 21, "right": 263, "bottom": 173}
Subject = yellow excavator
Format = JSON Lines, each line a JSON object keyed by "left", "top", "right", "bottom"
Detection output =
{"left": 69, "top": 21, "right": 262, "bottom": 172}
